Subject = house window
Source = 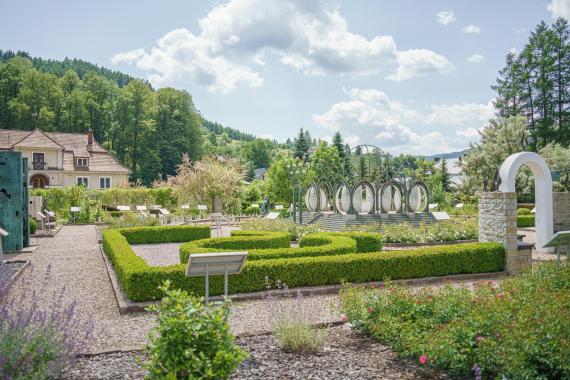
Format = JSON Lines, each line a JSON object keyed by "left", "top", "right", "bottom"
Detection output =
{"left": 77, "top": 158, "right": 88, "bottom": 167}
{"left": 99, "top": 177, "right": 111, "bottom": 189}
{"left": 32, "top": 152, "right": 45, "bottom": 170}
{"left": 77, "top": 177, "right": 89, "bottom": 187}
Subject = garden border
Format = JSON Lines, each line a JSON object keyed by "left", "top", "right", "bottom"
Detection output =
{"left": 98, "top": 231, "right": 505, "bottom": 314}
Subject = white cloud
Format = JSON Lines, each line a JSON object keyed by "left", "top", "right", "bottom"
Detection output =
{"left": 386, "top": 49, "right": 454, "bottom": 81}
{"left": 514, "top": 27, "right": 526, "bottom": 35}
{"left": 467, "top": 54, "right": 484, "bottom": 64}
{"left": 548, "top": 0, "right": 570, "bottom": 19}
{"left": 112, "top": 0, "right": 453, "bottom": 93}
{"left": 436, "top": 11, "right": 456, "bottom": 26}
{"left": 312, "top": 88, "right": 494, "bottom": 155}
{"left": 462, "top": 25, "right": 482, "bottom": 34}
{"left": 110, "top": 48, "right": 145, "bottom": 65}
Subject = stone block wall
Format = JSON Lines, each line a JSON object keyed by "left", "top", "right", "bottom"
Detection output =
{"left": 479, "top": 192, "right": 529, "bottom": 274}
{"left": 553, "top": 192, "right": 570, "bottom": 232}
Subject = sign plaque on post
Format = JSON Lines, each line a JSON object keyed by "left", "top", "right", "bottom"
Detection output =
{"left": 185, "top": 251, "right": 248, "bottom": 302}
{"left": 543, "top": 231, "right": 570, "bottom": 266}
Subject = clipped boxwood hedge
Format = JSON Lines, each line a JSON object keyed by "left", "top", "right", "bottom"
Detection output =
{"left": 517, "top": 215, "right": 535, "bottom": 228}
{"left": 102, "top": 226, "right": 505, "bottom": 302}
{"left": 118, "top": 225, "right": 210, "bottom": 244}
{"left": 180, "top": 232, "right": 359, "bottom": 263}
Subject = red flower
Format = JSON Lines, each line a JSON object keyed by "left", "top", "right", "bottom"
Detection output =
{"left": 496, "top": 293, "right": 504, "bottom": 299}
{"left": 419, "top": 354, "right": 428, "bottom": 365}
{"left": 476, "top": 336, "right": 484, "bottom": 343}
{"left": 340, "top": 314, "right": 348, "bottom": 323}
{"left": 368, "top": 306, "right": 375, "bottom": 314}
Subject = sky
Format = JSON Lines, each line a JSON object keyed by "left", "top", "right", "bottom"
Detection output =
{"left": 1, "top": 0, "right": 569, "bottom": 155}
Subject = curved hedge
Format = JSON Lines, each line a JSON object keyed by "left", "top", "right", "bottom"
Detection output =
{"left": 102, "top": 226, "right": 505, "bottom": 302}
{"left": 180, "top": 232, "right": 359, "bottom": 263}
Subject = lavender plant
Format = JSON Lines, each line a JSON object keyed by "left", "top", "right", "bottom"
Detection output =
{"left": 0, "top": 265, "right": 94, "bottom": 379}
{"left": 264, "top": 277, "right": 328, "bottom": 355}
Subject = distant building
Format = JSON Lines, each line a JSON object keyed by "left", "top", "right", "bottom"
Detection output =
{"left": 253, "top": 167, "right": 267, "bottom": 180}
{"left": 432, "top": 154, "right": 464, "bottom": 186}
{"left": 0, "top": 128, "right": 130, "bottom": 189}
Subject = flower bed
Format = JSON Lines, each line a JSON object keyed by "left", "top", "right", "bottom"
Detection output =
{"left": 103, "top": 226, "right": 504, "bottom": 302}
{"left": 344, "top": 219, "right": 478, "bottom": 244}
{"left": 339, "top": 263, "right": 570, "bottom": 379}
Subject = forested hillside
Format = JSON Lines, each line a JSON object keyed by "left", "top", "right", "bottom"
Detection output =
{"left": 0, "top": 50, "right": 278, "bottom": 185}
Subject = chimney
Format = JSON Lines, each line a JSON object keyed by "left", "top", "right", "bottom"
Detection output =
{"left": 87, "top": 129, "right": 93, "bottom": 148}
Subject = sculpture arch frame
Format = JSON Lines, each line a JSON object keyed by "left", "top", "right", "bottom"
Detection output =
{"left": 406, "top": 180, "right": 430, "bottom": 213}
{"left": 333, "top": 180, "right": 353, "bottom": 214}
{"left": 379, "top": 180, "right": 405, "bottom": 213}
{"left": 351, "top": 180, "right": 376, "bottom": 214}
{"left": 498, "top": 152, "right": 553, "bottom": 249}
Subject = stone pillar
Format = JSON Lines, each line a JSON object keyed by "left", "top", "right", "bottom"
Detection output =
{"left": 478, "top": 192, "right": 530, "bottom": 274}
{"left": 553, "top": 192, "right": 570, "bottom": 232}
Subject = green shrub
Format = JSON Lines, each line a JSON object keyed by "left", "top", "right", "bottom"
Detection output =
{"left": 144, "top": 281, "right": 247, "bottom": 379}
{"left": 119, "top": 225, "right": 210, "bottom": 244}
{"left": 275, "top": 318, "right": 328, "bottom": 355}
{"left": 339, "top": 263, "right": 570, "bottom": 379}
{"left": 337, "top": 232, "right": 382, "bottom": 252}
{"left": 29, "top": 219, "right": 37, "bottom": 234}
{"left": 102, "top": 226, "right": 504, "bottom": 301}
{"left": 517, "top": 207, "right": 532, "bottom": 215}
{"left": 244, "top": 206, "right": 260, "bottom": 215}
{"left": 517, "top": 215, "right": 535, "bottom": 227}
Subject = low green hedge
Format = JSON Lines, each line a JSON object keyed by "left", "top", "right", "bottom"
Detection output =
{"left": 517, "top": 215, "right": 535, "bottom": 228}
{"left": 337, "top": 232, "right": 382, "bottom": 252}
{"left": 119, "top": 225, "right": 211, "bottom": 244}
{"left": 180, "top": 231, "right": 360, "bottom": 262}
{"left": 102, "top": 226, "right": 505, "bottom": 302}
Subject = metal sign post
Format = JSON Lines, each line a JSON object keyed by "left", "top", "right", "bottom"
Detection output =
{"left": 543, "top": 231, "right": 570, "bottom": 266}
{"left": 185, "top": 251, "right": 248, "bottom": 302}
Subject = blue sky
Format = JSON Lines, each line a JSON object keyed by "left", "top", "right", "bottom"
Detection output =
{"left": 1, "top": 0, "right": 568, "bottom": 155}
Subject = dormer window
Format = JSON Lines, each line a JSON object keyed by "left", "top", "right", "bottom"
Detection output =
{"left": 77, "top": 158, "right": 88, "bottom": 167}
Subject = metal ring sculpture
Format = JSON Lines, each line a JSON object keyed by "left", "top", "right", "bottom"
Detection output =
{"left": 379, "top": 180, "right": 404, "bottom": 213}
{"left": 406, "top": 181, "right": 429, "bottom": 213}
{"left": 351, "top": 180, "right": 376, "bottom": 214}
{"left": 348, "top": 144, "right": 390, "bottom": 183}
{"left": 305, "top": 183, "right": 329, "bottom": 212}
{"left": 333, "top": 181, "right": 352, "bottom": 214}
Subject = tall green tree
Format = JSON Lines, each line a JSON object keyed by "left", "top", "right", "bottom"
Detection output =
{"left": 293, "top": 128, "right": 311, "bottom": 161}
{"left": 440, "top": 159, "right": 451, "bottom": 192}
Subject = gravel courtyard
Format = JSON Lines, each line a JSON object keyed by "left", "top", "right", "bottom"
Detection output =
{"left": 5, "top": 225, "right": 339, "bottom": 352}
{"left": 7, "top": 224, "right": 553, "bottom": 379}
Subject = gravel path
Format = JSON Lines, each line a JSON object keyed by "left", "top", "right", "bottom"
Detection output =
{"left": 5, "top": 226, "right": 155, "bottom": 352}
{"left": 5, "top": 226, "right": 341, "bottom": 352}
{"left": 61, "top": 325, "right": 447, "bottom": 380}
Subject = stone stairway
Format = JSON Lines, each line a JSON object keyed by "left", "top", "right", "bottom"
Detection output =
{"left": 289, "top": 212, "right": 438, "bottom": 231}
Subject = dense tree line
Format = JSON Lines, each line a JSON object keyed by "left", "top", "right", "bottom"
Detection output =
{"left": 202, "top": 119, "right": 256, "bottom": 142}
{"left": 493, "top": 18, "right": 570, "bottom": 150}
{"left": 0, "top": 56, "right": 204, "bottom": 185}
{"left": 0, "top": 49, "right": 134, "bottom": 87}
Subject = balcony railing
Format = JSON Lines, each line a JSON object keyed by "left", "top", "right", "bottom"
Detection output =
{"left": 32, "top": 162, "right": 47, "bottom": 170}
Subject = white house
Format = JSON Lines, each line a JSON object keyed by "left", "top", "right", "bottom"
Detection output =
{"left": 0, "top": 128, "right": 129, "bottom": 189}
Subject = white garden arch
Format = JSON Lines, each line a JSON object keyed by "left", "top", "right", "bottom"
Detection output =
{"left": 498, "top": 152, "right": 553, "bottom": 249}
